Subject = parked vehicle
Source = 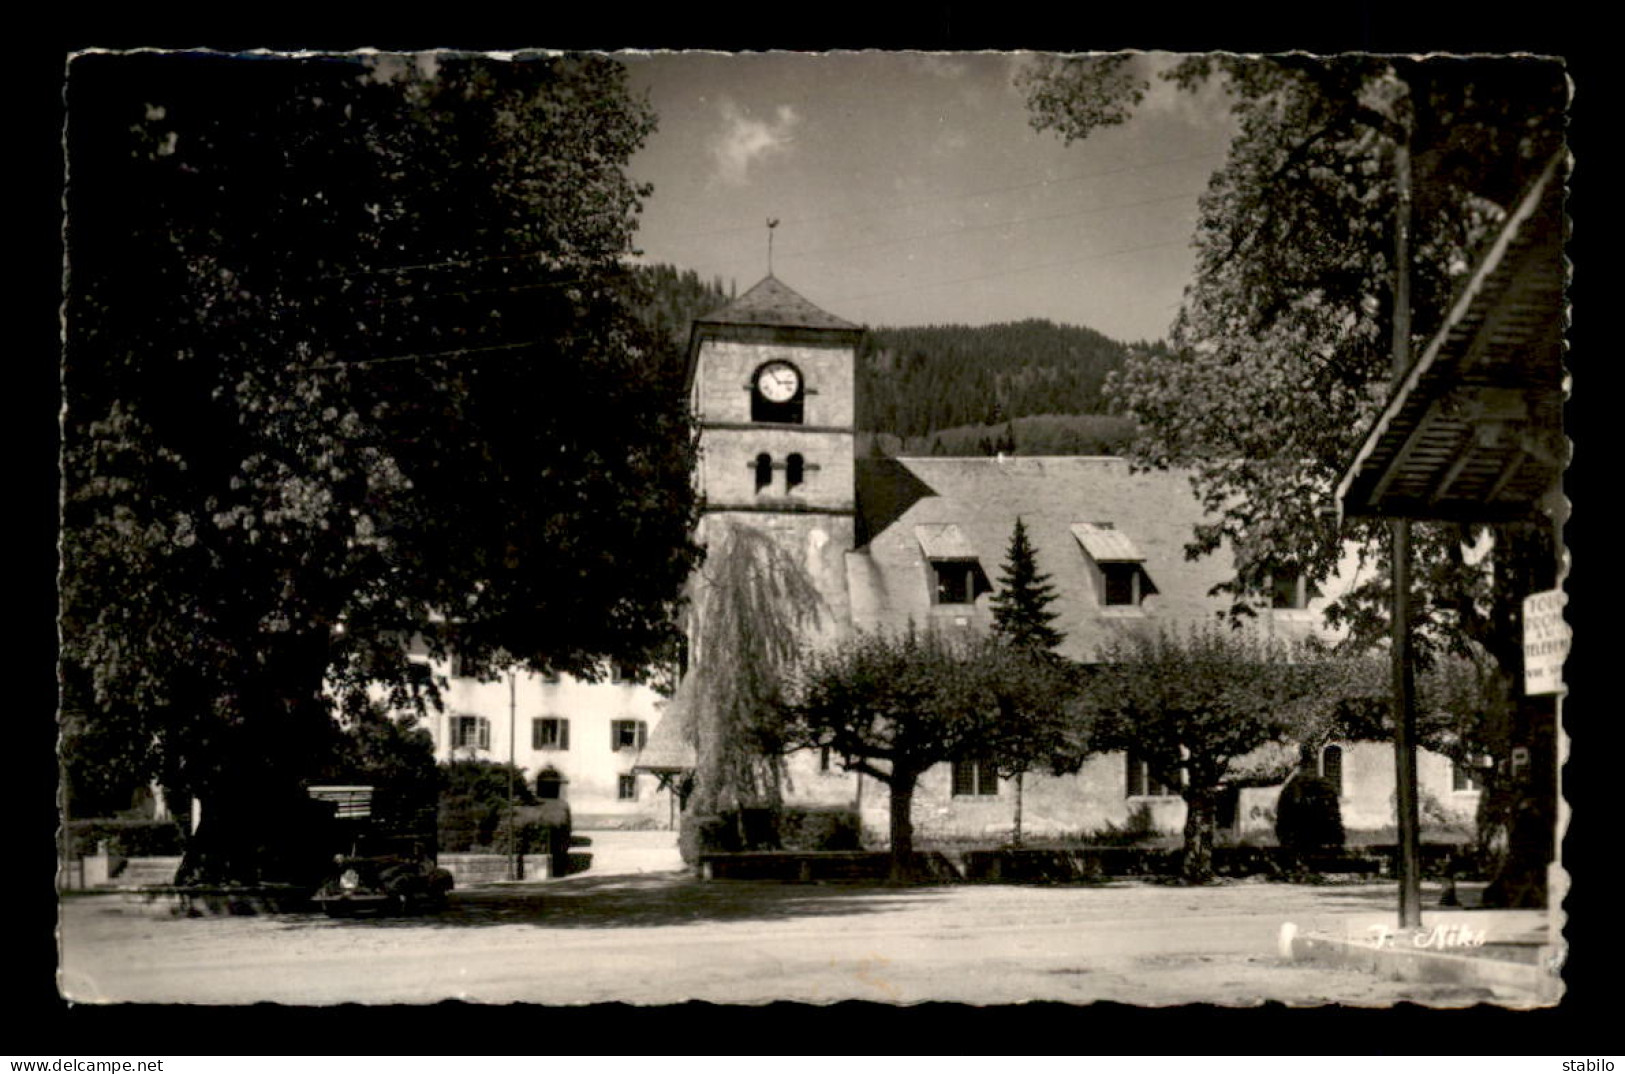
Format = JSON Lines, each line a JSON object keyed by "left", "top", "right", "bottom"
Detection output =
{"left": 306, "top": 785, "right": 452, "bottom": 917}
{"left": 313, "top": 851, "right": 454, "bottom": 917}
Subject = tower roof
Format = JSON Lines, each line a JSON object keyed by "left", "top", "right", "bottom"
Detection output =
{"left": 696, "top": 274, "right": 860, "bottom": 331}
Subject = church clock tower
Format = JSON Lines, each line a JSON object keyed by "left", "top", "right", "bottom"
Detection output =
{"left": 684, "top": 274, "right": 863, "bottom": 629}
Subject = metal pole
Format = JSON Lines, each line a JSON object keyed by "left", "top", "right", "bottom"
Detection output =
{"left": 508, "top": 669, "right": 519, "bottom": 881}
{"left": 1390, "top": 130, "right": 1423, "bottom": 929}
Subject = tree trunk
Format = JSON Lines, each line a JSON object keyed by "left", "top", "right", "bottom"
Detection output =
{"left": 887, "top": 769, "right": 919, "bottom": 883}
{"left": 1181, "top": 789, "right": 1217, "bottom": 884}
{"left": 1012, "top": 771, "right": 1024, "bottom": 848}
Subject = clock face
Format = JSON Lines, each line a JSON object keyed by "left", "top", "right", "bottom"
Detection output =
{"left": 755, "top": 361, "right": 802, "bottom": 404}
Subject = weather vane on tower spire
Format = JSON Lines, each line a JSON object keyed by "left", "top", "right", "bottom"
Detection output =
{"left": 767, "top": 217, "right": 780, "bottom": 276}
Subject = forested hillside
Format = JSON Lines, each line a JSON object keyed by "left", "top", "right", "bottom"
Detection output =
{"left": 636, "top": 265, "right": 1156, "bottom": 455}
{"left": 629, "top": 263, "right": 733, "bottom": 351}
{"left": 857, "top": 320, "right": 1159, "bottom": 440}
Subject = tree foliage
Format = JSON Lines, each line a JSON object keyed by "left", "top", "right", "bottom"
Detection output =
{"left": 782, "top": 626, "right": 1004, "bottom": 880}
{"left": 677, "top": 522, "right": 828, "bottom": 818}
{"left": 60, "top": 52, "right": 701, "bottom": 883}
{"left": 1082, "top": 624, "right": 1337, "bottom": 883}
{"left": 990, "top": 517, "right": 1065, "bottom": 652}
{"left": 1023, "top": 54, "right": 1566, "bottom": 661}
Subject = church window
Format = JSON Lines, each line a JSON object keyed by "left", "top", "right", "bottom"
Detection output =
{"left": 1320, "top": 744, "right": 1343, "bottom": 796}
{"left": 787, "top": 453, "right": 805, "bottom": 489}
{"left": 951, "top": 757, "right": 998, "bottom": 796}
{"left": 1270, "top": 568, "right": 1320, "bottom": 610}
{"left": 1101, "top": 563, "right": 1140, "bottom": 606}
{"left": 931, "top": 561, "right": 983, "bottom": 605}
{"left": 1125, "top": 749, "right": 1176, "bottom": 797}
{"left": 754, "top": 453, "right": 773, "bottom": 493}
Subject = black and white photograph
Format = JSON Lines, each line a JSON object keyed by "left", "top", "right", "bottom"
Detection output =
{"left": 55, "top": 47, "right": 1571, "bottom": 1011}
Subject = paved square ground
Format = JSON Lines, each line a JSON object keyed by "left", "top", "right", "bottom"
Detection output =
{"left": 58, "top": 842, "right": 1556, "bottom": 1007}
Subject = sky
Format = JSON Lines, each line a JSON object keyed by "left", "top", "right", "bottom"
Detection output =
{"left": 619, "top": 51, "right": 1239, "bottom": 343}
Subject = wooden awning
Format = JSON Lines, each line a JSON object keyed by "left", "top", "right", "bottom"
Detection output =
{"left": 1337, "top": 152, "right": 1567, "bottom": 522}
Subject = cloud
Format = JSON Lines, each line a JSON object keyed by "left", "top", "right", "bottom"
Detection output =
{"left": 1138, "top": 54, "right": 1237, "bottom": 132}
{"left": 710, "top": 99, "right": 800, "bottom": 186}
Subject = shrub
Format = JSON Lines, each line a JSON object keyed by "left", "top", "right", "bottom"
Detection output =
{"left": 780, "top": 807, "right": 862, "bottom": 851}
{"left": 679, "top": 813, "right": 740, "bottom": 864}
{"left": 1275, "top": 775, "right": 1345, "bottom": 852}
{"left": 66, "top": 818, "right": 186, "bottom": 858}
{"left": 1080, "top": 803, "right": 1158, "bottom": 847}
{"left": 678, "top": 806, "right": 863, "bottom": 862}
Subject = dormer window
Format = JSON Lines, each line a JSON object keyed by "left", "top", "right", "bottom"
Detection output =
{"left": 915, "top": 524, "right": 991, "bottom": 606}
{"left": 932, "top": 561, "right": 981, "bottom": 605}
{"left": 1071, "top": 523, "right": 1158, "bottom": 608}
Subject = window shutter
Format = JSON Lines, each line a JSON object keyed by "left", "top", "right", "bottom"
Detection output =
{"left": 978, "top": 762, "right": 998, "bottom": 796}
{"left": 531, "top": 719, "right": 543, "bottom": 751}
{"left": 479, "top": 719, "right": 490, "bottom": 750}
{"left": 611, "top": 722, "right": 620, "bottom": 751}
{"left": 637, "top": 722, "right": 648, "bottom": 749}
{"left": 1126, "top": 752, "right": 1144, "bottom": 797}
{"left": 560, "top": 720, "right": 570, "bottom": 752}
{"left": 952, "top": 758, "right": 974, "bottom": 796}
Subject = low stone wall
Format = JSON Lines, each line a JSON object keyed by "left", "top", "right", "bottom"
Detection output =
{"left": 698, "top": 844, "right": 1479, "bottom": 883}
{"left": 439, "top": 853, "right": 555, "bottom": 884}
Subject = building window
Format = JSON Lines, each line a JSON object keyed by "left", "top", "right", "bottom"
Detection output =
{"left": 931, "top": 560, "right": 986, "bottom": 605}
{"left": 1320, "top": 744, "right": 1343, "bottom": 796}
{"left": 450, "top": 715, "right": 490, "bottom": 751}
{"left": 1101, "top": 562, "right": 1141, "bottom": 607}
{"left": 612, "top": 720, "right": 648, "bottom": 751}
{"left": 1270, "top": 569, "right": 1319, "bottom": 610}
{"left": 1453, "top": 760, "right": 1481, "bottom": 792}
{"left": 609, "top": 661, "right": 637, "bottom": 684}
{"left": 532, "top": 717, "right": 569, "bottom": 751}
{"left": 618, "top": 774, "right": 638, "bottom": 801}
{"left": 754, "top": 453, "right": 773, "bottom": 493}
{"left": 951, "top": 757, "right": 998, "bottom": 797}
{"left": 450, "top": 650, "right": 476, "bottom": 679}
{"left": 541, "top": 668, "right": 562, "bottom": 684}
{"left": 820, "top": 745, "right": 832, "bottom": 772}
{"left": 1125, "top": 750, "right": 1175, "bottom": 797}
{"left": 787, "top": 453, "right": 805, "bottom": 490}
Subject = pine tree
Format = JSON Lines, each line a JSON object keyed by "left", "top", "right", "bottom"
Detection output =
{"left": 990, "top": 517, "right": 1064, "bottom": 652}
{"left": 987, "top": 516, "right": 1067, "bottom": 847}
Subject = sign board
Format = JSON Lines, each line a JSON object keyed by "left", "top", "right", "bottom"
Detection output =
{"left": 1522, "top": 588, "right": 1570, "bottom": 696}
{"left": 308, "top": 784, "right": 374, "bottom": 820}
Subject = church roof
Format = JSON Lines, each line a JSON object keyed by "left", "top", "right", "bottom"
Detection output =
{"left": 850, "top": 456, "right": 1285, "bottom": 663}
{"left": 694, "top": 274, "right": 860, "bottom": 332}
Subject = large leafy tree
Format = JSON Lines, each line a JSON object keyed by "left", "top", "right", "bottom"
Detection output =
{"left": 675, "top": 521, "right": 828, "bottom": 820}
{"left": 782, "top": 627, "right": 1003, "bottom": 881}
{"left": 1083, "top": 625, "right": 1334, "bottom": 883}
{"left": 60, "top": 51, "right": 701, "bottom": 883}
{"left": 1024, "top": 52, "right": 1565, "bottom": 653}
{"left": 1023, "top": 53, "right": 1566, "bottom": 902}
